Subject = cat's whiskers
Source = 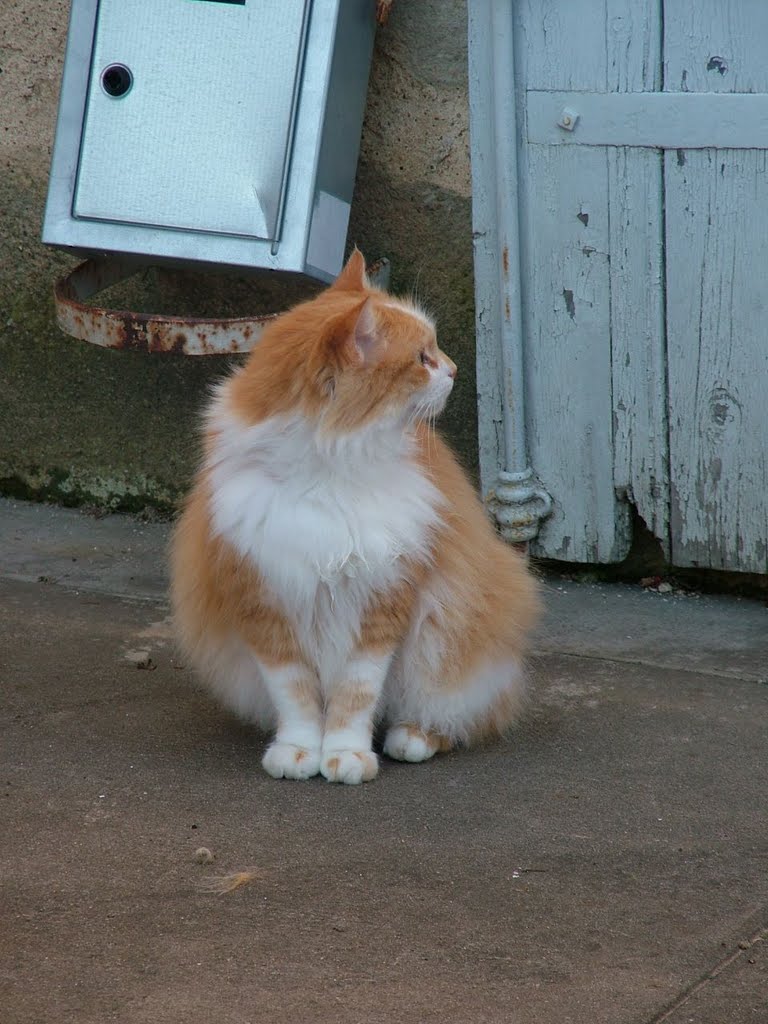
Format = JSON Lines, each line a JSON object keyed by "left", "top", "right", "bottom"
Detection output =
{"left": 409, "top": 267, "right": 424, "bottom": 308}
{"left": 409, "top": 394, "right": 441, "bottom": 469}
{"left": 423, "top": 407, "right": 436, "bottom": 468}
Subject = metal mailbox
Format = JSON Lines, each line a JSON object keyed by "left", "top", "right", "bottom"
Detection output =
{"left": 43, "top": 0, "right": 376, "bottom": 282}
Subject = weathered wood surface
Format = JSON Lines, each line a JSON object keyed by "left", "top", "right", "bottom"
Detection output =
{"left": 605, "top": 0, "right": 668, "bottom": 555}
{"left": 664, "top": 2, "right": 768, "bottom": 571}
{"left": 528, "top": 91, "right": 768, "bottom": 149}
{"left": 518, "top": 0, "right": 665, "bottom": 562}
{"left": 518, "top": 0, "right": 624, "bottom": 562}
{"left": 474, "top": 0, "right": 767, "bottom": 571}
{"left": 609, "top": 146, "right": 669, "bottom": 553}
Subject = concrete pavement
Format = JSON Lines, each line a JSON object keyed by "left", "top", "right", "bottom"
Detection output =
{"left": 1, "top": 498, "right": 766, "bottom": 1023}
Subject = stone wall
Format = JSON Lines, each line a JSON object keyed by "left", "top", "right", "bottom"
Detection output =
{"left": 0, "top": 0, "right": 476, "bottom": 512}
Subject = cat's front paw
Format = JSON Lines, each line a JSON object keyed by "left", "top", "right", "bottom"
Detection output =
{"left": 320, "top": 748, "right": 378, "bottom": 785}
{"left": 262, "top": 741, "right": 321, "bottom": 781}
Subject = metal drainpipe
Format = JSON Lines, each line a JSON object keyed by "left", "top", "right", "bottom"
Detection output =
{"left": 468, "top": 1, "right": 552, "bottom": 544}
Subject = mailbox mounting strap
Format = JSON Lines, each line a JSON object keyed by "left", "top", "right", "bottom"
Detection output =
{"left": 53, "top": 257, "right": 391, "bottom": 355}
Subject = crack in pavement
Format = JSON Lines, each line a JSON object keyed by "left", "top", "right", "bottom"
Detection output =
{"left": 645, "top": 924, "right": 767, "bottom": 1023}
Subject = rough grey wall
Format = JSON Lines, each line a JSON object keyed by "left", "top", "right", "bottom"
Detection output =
{"left": 0, "top": 0, "right": 475, "bottom": 512}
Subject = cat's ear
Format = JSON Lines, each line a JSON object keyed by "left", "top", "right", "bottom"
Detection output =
{"left": 330, "top": 299, "right": 384, "bottom": 368}
{"left": 331, "top": 247, "right": 368, "bottom": 292}
{"left": 350, "top": 298, "right": 383, "bottom": 365}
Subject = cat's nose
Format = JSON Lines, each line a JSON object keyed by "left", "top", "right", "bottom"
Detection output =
{"left": 438, "top": 351, "right": 457, "bottom": 380}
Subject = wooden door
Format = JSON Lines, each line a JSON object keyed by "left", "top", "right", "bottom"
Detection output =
{"left": 512, "top": 0, "right": 768, "bottom": 572}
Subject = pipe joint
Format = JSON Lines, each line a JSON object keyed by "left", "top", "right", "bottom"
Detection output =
{"left": 488, "top": 469, "right": 553, "bottom": 543}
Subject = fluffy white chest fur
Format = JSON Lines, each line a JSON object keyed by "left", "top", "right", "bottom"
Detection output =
{"left": 206, "top": 392, "right": 443, "bottom": 681}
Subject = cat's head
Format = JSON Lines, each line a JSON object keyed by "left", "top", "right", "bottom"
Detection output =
{"left": 236, "top": 249, "right": 457, "bottom": 435}
{"left": 316, "top": 249, "right": 457, "bottom": 433}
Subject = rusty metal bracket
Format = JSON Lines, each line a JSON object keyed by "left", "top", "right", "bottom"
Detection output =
{"left": 54, "top": 259, "right": 277, "bottom": 355}
{"left": 53, "top": 257, "right": 391, "bottom": 355}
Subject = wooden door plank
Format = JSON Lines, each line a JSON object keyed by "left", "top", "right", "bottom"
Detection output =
{"left": 518, "top": 0, "right": 626, "bottom": 561}
{"left": 664, "top": 2, "right": 768, "bottom": 571}
{"left": 527, "top": 91, "right": 768, "bottom": 149}
{"left": 608, "top": 146, "right": 669, "bottom": 552}
{"left": 524, "top": 142, "right": 622, "bottom": 561}
{"left": 606, "top": 0, "right": 668, "bottom": 553}
{"left": 519, "top": 0, "right": 665, "bottom": 562}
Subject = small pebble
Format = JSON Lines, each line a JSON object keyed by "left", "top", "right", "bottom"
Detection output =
{"left": 194, "top": 847, "right": 215, "bottom": 864}
{"left": 657, "top": 582, "right": 673, "bottom": 594}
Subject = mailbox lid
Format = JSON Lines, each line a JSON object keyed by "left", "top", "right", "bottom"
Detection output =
{"left": 73, "top": 0, "right": 310, "bottom": 241}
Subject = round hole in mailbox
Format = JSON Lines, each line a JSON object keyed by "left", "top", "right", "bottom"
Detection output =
{"left": 101, "top": 64, "right": 133, "bottom": 98}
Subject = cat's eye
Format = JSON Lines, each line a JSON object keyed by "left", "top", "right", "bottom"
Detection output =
{"left": 420, "top": 351, "right": 430, "bottom": 367}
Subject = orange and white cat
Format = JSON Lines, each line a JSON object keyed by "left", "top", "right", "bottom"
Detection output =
{"left": 170, "top": 250, "right": 540, "bottom": 784}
